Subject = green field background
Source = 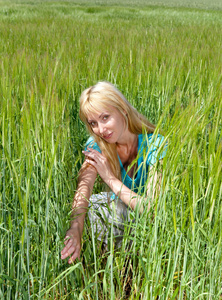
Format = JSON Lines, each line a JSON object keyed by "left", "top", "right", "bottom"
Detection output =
{"left": 0, "top": 1, "right": 221, "bottom": 299}
{"left": 1, "top": 0, "right": 222, "bottom": 10}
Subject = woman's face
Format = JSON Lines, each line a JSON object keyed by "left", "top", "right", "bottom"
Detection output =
{"left": 87, "top": 106, "right": 127, "bottom": 143}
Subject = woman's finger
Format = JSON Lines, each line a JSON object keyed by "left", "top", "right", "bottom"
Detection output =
{"left": 83, "top": 149, "right": 104, "bottom": 160}
{"left": 83, "top": 150, "right": 98, "bottom": 159}
{"left": 63, "top": 235, "right": 72, "bottom": 245}
{"left": 61, "top": 238, "right": 75, "bottom": 257}
{"left": 85, "top": 159, "right": 96, "bottom": 166}
{"left": 63, "top": 235, "right": 74, "bottom": 247}
{"left": 68, "top": 247, "right": 81, "bottom": 264}
{"left": 61, "top": 242, "right": 77, "bottom": 260}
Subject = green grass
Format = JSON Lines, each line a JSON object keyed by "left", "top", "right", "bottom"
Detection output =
{"left": 0, "top": 1, "right": 221, "bottom": 299}
{"left": 1, "top": 0, "right": 222, "bottom": 10}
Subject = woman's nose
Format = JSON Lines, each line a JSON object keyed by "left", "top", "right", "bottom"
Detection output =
{"left": 98, "top": 123, "right": 106, "bottom": 135}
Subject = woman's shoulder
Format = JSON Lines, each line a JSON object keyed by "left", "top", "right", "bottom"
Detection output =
{"left": 138, "top": 132, "right": 167, "bottom": 160}
{"left": 139, "top": 132, "right": 165, "bottom": 147}
{"left": 85, "top": 136, "right": 102, "bottom": 153}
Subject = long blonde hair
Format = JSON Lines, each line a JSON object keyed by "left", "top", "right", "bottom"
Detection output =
{"left": 79, "top": 81, "right": 156, "bottom": 180}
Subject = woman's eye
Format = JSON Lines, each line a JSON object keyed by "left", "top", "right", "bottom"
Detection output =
{"left": 89, "top": 122, "right": 96, "bottom": 127}
{"left": 103, "top": 115, "right": 109, "bottom": 121}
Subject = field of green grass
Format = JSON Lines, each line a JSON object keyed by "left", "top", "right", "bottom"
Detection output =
{"left": 0, "top": 0, "right": 221, "bottom": 299}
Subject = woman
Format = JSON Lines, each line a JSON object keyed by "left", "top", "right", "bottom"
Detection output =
{"left": 61, "top": 81, "right": 167, "bottom": 264}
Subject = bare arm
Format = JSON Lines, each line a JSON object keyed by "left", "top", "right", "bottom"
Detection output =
{"left": 142, "top": 160, "right": 163, "bottom": 212}
{"left": 61, "top": 161, "right": 97, "bottom": 263}
{"left": 70, "top": 162, "right": 97, "bottom": 230}
{"left": 83, "top": 148, "right": 163, "bottom": 213}
{"left": 105, "top": 161, "right": 162, "bottom": 212}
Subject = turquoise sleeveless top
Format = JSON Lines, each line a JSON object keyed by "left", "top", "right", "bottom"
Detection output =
{"left": 85, "top": 133, "right": 167, "bottom": 196}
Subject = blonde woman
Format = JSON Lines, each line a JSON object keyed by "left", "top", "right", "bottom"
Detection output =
{"left": 61, "top": 81, "right": 167, "bottom": 264}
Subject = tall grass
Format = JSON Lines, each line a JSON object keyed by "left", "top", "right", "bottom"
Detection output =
{"left": 0, "top": 1, "right": 221, "bottom": 299}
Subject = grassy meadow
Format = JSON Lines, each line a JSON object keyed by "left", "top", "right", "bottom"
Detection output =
{"left": 0, "top": 0, "right": 222, "bottom": 299}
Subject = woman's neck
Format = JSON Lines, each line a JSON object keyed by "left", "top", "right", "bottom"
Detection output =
{"left": 116, "top": 133, "right": 138, "bottom": 177}
{"left": 116, "top": 133, "right": 138, "bottom": 162}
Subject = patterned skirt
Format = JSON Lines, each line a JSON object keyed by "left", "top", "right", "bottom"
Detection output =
{"left": 88, "top": 192, "right": 131, "bottom": 246}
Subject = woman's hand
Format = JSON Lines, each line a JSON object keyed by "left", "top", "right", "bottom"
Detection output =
{"left": 82, "top": 148, "right": 115, "bottom": 183}
{"left": 61, "top": 223, "right": 81, "bottom": 264}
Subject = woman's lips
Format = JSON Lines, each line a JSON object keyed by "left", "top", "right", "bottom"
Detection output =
{"left": 103, "top": 133, "right": 113, "bottom": 140}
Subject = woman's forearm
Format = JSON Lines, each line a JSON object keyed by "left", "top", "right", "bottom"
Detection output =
{"left": 61, "top": 163, "right": 97, "bottom": 264}
{"left": 104, "top": 176, "right": 142, "bottom": 211}
{"left": 69, "top": 189, "right": 92, "bottom": 236}
{"left": 105, "top": 165, "right": 162, "bottom": 213}
{"left": 70, "top": 162, "right": 97, "bottom": 232}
